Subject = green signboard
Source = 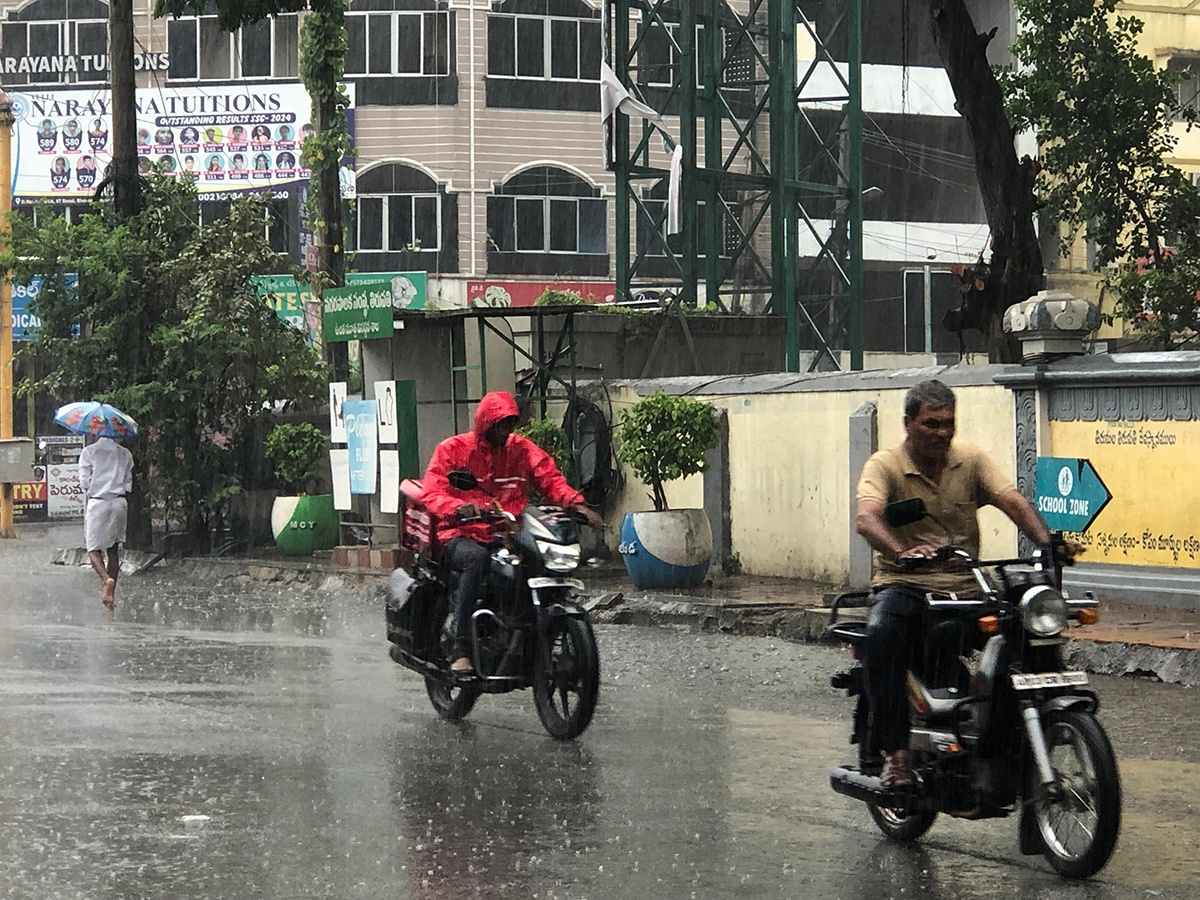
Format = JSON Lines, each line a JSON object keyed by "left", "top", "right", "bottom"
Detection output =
{"left": 323, "top": 283, "right": 394, "bottom": 341}
{"left": 253, "top": 275, "right": 318, "bottom": 343}
{"left": 345, "top": 271, "right": 427, "bottom": 310}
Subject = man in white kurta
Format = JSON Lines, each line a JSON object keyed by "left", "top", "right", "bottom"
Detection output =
{"left": 78, "top": 437, "right": 134, "bottom": 608}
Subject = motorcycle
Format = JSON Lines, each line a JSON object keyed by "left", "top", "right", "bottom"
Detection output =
{"left": 385, "top": 470, "right": 601, "bottom": 740}
{"left": 828, "top": 498, "right": 1121, "bottom": 879}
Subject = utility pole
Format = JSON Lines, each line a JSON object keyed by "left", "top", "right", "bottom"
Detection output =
{"left": 1, "top": 90, "right": 17, "bottom": 538}
{"left": 109, "top": 0, "right": 139, "bottom": 217}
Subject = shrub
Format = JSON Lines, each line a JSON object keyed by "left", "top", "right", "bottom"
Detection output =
{"left": 616, "top": 391, "right": 718, "bottom": 511}
{"left": 517, "top": 414, "right": 571, "bottom": 471}
{"left": 265, "top": 423, "right": 327, "bottom": 495}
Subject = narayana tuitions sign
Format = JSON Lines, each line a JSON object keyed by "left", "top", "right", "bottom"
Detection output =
{"left": 322, "top": 283, "right": 394, "bottom": 341}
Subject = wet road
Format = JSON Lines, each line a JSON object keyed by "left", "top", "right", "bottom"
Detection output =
{"left": 2, "top": 525, "right": 1199, "bottom": 899}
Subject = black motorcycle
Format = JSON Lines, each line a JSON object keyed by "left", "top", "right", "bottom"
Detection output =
{"left": 385, "top": 470, "right": 601, "bottom": 740}
{"left": 828, "top": 498, "right": 1121, "bottom": 879}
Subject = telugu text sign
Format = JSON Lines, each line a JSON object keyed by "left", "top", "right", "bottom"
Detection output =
{"left": 322, "top": 284, "right": 393, "bottom": 341}
{"left": 1048, "top": 419, "right": 1200, "bottom": 566}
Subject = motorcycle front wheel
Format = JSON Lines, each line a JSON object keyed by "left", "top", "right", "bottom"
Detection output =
{"left": 868, "top": 803, "right": 937, "bottom": 842}
{"left": 1033, "top": 710, "right": 1121, "bottom": 879}
{"left": 425, "top": 676, "right": 479, "bottom": 721}
{"left": 533, "top": 615, "right": 599, "bottom": 740}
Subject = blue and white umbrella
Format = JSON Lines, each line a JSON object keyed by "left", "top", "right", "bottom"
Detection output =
{"left": 53, "top": 401, "right": 139, "bottom": 439}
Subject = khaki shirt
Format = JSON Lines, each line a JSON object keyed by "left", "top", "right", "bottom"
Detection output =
{"left": 856, "top": 441, "right": 1015, "bottom": 594}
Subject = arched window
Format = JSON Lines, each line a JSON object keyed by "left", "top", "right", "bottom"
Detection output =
{"left": 353, "top": 163, "right": 459, "bottom": 273}
{"left": 1, "top": 0, "right": 109, "bottom": 86}
{"left": 486, "top": 0, "right": 600, "bottom": 111}
{"left": 344, "top": 0, "right": 457, "bottom": 106}
{"left": 486, "top": 165, "right": 607, "bottom": 276}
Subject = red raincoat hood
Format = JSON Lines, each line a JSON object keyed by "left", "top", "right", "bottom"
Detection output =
{"left": 474, "top": 391, "right": 520, "bottom": 444}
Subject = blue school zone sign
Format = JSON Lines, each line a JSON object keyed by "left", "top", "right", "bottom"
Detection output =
{"left": 1035, "top": 457, "right": 1112, "bottom": 533}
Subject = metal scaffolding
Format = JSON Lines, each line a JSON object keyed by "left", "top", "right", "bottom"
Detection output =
{"left": 605, "top": 0, "right": 862, "bottom": 371}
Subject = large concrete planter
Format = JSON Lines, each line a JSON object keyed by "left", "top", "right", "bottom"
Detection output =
{"left": 619, "top": 508, "right": 713, "bottom": 589}
{"left": 271, "top": 494, "right": 339, "bottom": 556}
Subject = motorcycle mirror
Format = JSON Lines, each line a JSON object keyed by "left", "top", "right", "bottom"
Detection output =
{"left": 447, "top": 469, "right": 479, "bottom": 491}
{"left": 884, "top": 498, "right": 927, "bottom": 528}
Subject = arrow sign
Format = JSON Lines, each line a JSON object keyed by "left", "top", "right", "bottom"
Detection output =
{"left": 1035, "top": 457, "right": 1112, "bottom": 533}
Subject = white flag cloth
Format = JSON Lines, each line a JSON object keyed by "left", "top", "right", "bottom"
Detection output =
{"left": 600, "top": 61, "right": 665, "bottom": 127}
{"left": 667, "top": 144, "right": 684, "bottom": 236}
{"left": 600, "top": 62, "right": 683, "bottom": 236}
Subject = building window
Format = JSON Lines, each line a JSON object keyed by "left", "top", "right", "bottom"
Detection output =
{"left": 198, "top": 198, "right": 290, "bottom": 255}
{"left": 345, "top": 11, "right": 451, "bottom": 76}
{"left": 487, "top": 15, "right": 600, "bottom": 82}
{"left": 1, "top": 0, "right": 109, "bottom": 85}
{"left": 486, "top": 0, "right": 600, "bottom": 110}
{"left": 167, "top": 13, "right": 299, "bottom": 81}
{"left": 1170, "top": 57, "right": 1200, "bottom": 119}
{"left": 353, "top": 163, "right": 459, "bottom": 273}
{"left": 487, "top": 166, "right": 607, "bottom": 276}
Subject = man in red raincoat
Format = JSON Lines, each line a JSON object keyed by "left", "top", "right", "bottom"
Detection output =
{"left": 420, "top": 391, "right": 602, "bottom": 678}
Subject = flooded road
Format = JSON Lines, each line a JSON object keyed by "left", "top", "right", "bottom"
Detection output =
{"left": 1, "top": 525, "right": 1198, "bottom": 899}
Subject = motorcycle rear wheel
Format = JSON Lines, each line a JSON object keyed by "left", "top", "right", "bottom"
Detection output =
{"left": 1033, "top": 710, "right": 1121, "bottom": 879}
{"left": 425, "top": 676, "right": 480, "bottom": 721}
{"left": 533, "top": 616, "right": 599, "bottom": 740}
{"left": 868, "top": 803, "right": 937, "bottom": 842}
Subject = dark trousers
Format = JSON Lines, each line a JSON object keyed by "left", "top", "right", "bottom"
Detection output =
{"left": 862, "top": 584, "right": 929, "bottom": 754}
{"left": 861, "top": 583, "right": 971, "bottom": 753}
{"left": 445, "top": 533, "right": 544, "bottom": 651}
{"left": 445, "top": 537, "right": 491, "bottom": 649}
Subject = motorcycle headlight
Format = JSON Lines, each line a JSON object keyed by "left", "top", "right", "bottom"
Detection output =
{"left": 537, "top": 541, "right": 580, "bottom": 573}
{"left": 1020, "top": 585, "right": 1067, "bottom": 637}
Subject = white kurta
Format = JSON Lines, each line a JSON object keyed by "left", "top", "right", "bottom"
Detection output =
{"left": 79, "top": 438, "right": 134, "bottom": 552}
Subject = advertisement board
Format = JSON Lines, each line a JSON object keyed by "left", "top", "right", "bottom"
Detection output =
{"left": 466, "top": 281, "right": 615, "bottom": 308}
{"left": 344, "top": 400, "right": 378, "bottom": 494}
{"left": 1049, "top": 419, "right": 1200, "bottom": 567}
{"left": 346, "top": 271, "right": 427, "bottom": 310}
{"left": 42, "top": 435, "right": 85, "bottom": 520}
{"left": 8, "top": 83, "right": 354, "bottom": 204}
{"left": 12, "top": 274, "right": 80, "bottom": 341}
{"left": 12, "top": 472, "right": 48, "bottom": 521}
{"left": 252, "top": 275, "right": 320, "bottom": 344}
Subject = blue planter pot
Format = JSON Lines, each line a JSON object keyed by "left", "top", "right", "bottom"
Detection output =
{"left": 619, "top": 509, "right": 713, "bottom": 589}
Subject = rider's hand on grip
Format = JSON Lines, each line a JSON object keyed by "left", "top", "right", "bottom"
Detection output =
{"left": 456, "top": 503, "right": 481, "bottom": 522}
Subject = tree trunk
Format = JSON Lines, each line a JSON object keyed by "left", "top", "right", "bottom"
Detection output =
{"left": 925, "top": 0, "right": 1044, "bottom": 362}
{"left": 309, "top": 0, "right": 349, "bottom": 382}
{"left": 108, "top": 0, "right": 139, "bottom": 217}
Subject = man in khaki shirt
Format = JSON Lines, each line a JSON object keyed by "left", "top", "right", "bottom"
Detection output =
{"left": 855, "top": 380, "right": 1052, "bottom": 787}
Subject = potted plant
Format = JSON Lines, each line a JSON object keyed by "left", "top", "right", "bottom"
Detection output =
{"left": 615, "top": 391, "right": 719, "bottom": 588}
{"left": 265, "top": 422, "right": 338, "bottom": 556}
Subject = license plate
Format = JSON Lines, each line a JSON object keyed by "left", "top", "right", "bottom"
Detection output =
{"left": 1010, "top": 671, "right": 1089, "bottom": 690}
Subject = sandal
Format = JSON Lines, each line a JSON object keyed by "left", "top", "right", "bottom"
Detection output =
{"left": 880, "top": 751, "right": 915, "bottom": 788}
{"left": 450, "top": 657, "right": 478, "bottom": 682}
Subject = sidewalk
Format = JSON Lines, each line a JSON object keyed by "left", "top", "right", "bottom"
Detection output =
{"left": 50, "top": 546, "right": 1200, "bottom": 686}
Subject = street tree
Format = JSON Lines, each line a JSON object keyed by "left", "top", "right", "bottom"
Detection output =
{"left": 922, "top": 0, "right": 1200, "bottom": 357}
{"left": 153, "top": 0, "right": 352, "bottom": 379}
{"left": 6, "top": 177, "right": 328, "bottom": 552}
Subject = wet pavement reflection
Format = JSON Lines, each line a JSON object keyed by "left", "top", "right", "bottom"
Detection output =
{"left": 1, "top": 525, "right": 1198, "bottom": 899}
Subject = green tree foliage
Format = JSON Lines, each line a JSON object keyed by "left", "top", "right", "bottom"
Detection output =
{"left": 265, "top": 423, "right": 328, "bottom": 494}
{"left": 517, "top": 415, "right": 571, "bottom": 470}
{"left": 615, "top": 391, "right": 718, "bottom": 511}
{"left": 996, "top": 0, "right": 1200, "bottom": 348}
{"left": 1002, "top": 0, "right": 1200, "bottom": 266}
{"left": 6, "top": 176, "right": 328, "bottom": 551}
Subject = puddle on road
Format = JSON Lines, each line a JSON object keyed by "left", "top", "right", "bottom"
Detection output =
{"left": 1103, "top": 759, "right": 1200, "bottom": 885}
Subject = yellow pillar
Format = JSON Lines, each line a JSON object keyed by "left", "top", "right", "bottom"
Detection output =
{"left": 1, "top": 89, "right": 16, "bottom": 538}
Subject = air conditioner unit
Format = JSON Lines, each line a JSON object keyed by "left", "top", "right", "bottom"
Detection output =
{"left": 1191, "top": 171, "right": 1200, "bottom": 188}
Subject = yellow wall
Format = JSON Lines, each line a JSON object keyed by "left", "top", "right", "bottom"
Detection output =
{"left": 1050, "top": 418, "right": 1200, "bottom": 567}
{"left": 602, "top": 379, "right": 1020, "bottom": 584}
